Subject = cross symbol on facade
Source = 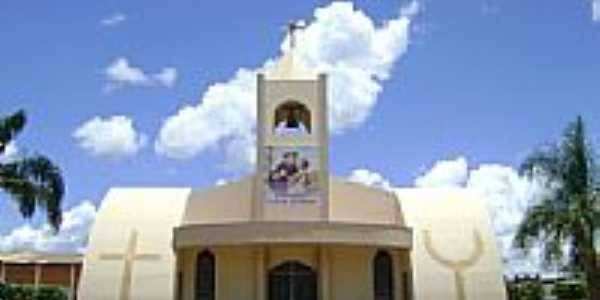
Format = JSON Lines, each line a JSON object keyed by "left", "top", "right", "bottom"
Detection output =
{"left": 423, "top": 229, "right": 484, "bottom": 300}
{"left": 99, "top": 229, "right": 161, "bottom": 300}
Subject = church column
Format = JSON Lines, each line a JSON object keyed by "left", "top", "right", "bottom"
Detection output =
{"left": 69, "top": 263, "right": 76, "bottom": 300}
{"left": 395, "top": 249, "right": 413, "bottom": 300}
{"left": 0, "top": 261, "right": 5, "bottom": 283}
{"left": 34, "top": 263, "right": 41, "bottom": 288}
{"left": 255, "top": 246, "right": 266, "bottom": 300}
{"left": 319, "top": 246, "right": 330, "bottom": 300}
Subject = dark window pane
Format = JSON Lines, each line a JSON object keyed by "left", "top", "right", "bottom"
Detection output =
{"left": 374, "top": 251, "right": 394, "bottom": 300}
{"left": 196, "top": 251, "right": 215, "bottom": 300}
{"left": 269, "top": 261, "right": 316, "bottom": 300}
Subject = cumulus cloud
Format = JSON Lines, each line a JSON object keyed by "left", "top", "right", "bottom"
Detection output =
{"left": 348, "top": 156, "right": 551, "bottom": 275}
{"left": 414, "top": 157, "right": 469, "bottom": 187}
{"left": 73, "top": 115, "right": 147, "bottom": 158}
{"left": 466, "top": 163, "right": 552, "bottom": 275}
{"left": 0, "top": 201, "right": 97, "bottom": 253}
{"left": 155, "top": 1, "right": 418, "bottom": 170}
{"left": 348, "top": 168, "right": 393, "bottom": 191}
{"left": 104, "top": 57, "right": 178, "bottom": 90}
{"left": 154, "top": 67, "right": 178, "bottom": 88}
{"left": 415, "top": 157, "right": 552, "bottom": 275}
{"left": 594, "top": 0, "right": 600, "bottom": 22}
{"left": 100, "top": 12, "right": 127, "bottom": 27}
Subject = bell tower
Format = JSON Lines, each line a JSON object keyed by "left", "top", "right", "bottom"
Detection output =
{"left": 253, "top": 28, "right": 329, "bottom": 221}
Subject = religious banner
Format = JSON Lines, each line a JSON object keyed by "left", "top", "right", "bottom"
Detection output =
{"left": 263, "top": 146, "right": 323, "bottom": 203}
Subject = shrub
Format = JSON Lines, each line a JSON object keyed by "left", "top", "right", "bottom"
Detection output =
{"left": 4, "top": 285, "right": 36, "bottom": 300}
{"left": 553, "top": 280, "right": 587, "bottom": 300}
{"left": 0, "top": 283, "right": 6, "bottom": 299}
{"left": 0, "top": 284, "right": 67, "bottom": 300}
{"left": 514, "top": 281, "right": 544, "bottom": 300}
{"left": 34, "top": 286, "right": 67, "bottom": 300}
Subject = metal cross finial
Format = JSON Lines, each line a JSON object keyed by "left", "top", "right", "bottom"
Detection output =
{"left": 287, "top": 20, "right": 306, "bottom": 50}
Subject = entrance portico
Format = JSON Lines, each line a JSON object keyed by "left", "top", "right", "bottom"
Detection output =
{"left": 175, "top": 244, "right": 413, "bottom": 300}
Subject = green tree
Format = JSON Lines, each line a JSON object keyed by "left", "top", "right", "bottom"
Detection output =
{"left": 514, "top": 281, "right": 544, "bottom": 300}
{"left": 515, "top": 116, "right": 600, "bottom": 299}
{"left": 0, "top": 110, "right": 64, "bottom": 231}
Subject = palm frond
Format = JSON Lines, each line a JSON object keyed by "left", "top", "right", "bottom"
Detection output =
{"left": 520, "top": 145, "right": 562, "bottom": 180}
{"left": 0, "top": 155, "right": 64, "bottom": 231}
{"left": 0, "top": 110, "right": 26, "bottom": 155}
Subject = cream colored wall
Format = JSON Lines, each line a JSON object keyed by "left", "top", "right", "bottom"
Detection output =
{"left": 182, "top": 179, "right": 253, "bottom": 224}
{"left": 178, "top": 245, "right": 412, "bottom": 300}
{"left": 179, "top": 246, "right": 257, "bottom": 300}
{"left": 397, "top": 188, "right": 506, "bottom": 300}
{"left": 179, "top": 248, "right": 196, "bottom": 300}
{"left": 329, "top": 247, "right": 371, "bottom": 300}
{"left": 329, "top": 247, "right": 411, "bottom": 300}
{"left": 215, "top": 247, "right": 256, "bottom": 300}
{"left": 78, "top": 188, "right": 190, "bottom": 300}
{"left": 267, "top": 246, "right": 318, "bottom": 270}
{"left": 329, "top": 178, "right": 401, "bottom": 225}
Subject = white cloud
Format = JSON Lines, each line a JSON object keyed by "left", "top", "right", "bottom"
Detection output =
{"left": 154, "top": 67, "right": 178, "bottom": 88}
{"left": 73, "top": 116, "right": 147, "bottom": 158}
{"left": 400, "top": 0, "right": 421, "bottom": 17}
{"left": 155, "top": 2, "right": 418, "bottom": 170}
{"left": 348, "top": 168, "right": 393, "bottom": 191}
{"left": 101, "top": 12, "right": 127, "bottom": 27}
{"left": 593, "top": 0, "right": 600, "bottom": 22}
{"left": 0, "top": 142, "right": 19, "bottom": 163}
{"left": 466, "top": 163, "right": 551, "bottom": 276}
{"left": 349, "top": 155, "right": 552, "bottom": 275}
{"left": 104, "top": 57, "right": 178, "bottom": 90}
{"left": 215, "top": 178, "right": 228, "bottom": 186}
{"left": 155, "top": 68, "right": 257, "bottom": 160}
{"left": 0, "top": 201, "right": 97, "bottom": 253}
{"left": 414, "top": 157, "right": 469, "bottom": 187}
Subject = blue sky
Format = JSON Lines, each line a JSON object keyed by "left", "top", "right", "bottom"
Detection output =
{"left": 0, "top": 0, "right": 599, "bottom": 271}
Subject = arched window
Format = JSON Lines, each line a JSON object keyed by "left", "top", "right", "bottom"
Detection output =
{"left": 196, "top": 250, "right": 215, "bottom": 300}
{"left": 268, "top": 261, "right": 316, "bottom": 300}
{"left": 374, "top": 251, "right": 394, "bottom": 300}
{"left": 274, "top": 101, "right": 311, "bottom": 135}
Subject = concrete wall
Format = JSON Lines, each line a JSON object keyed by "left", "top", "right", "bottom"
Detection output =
{"left": 178, "top": 245, "right": 411, "bottom": 300}
{"left": 329, "top": 247, "right": 371, "bottom": 300}
{"left": 216, "top": 247, "right": 256, "bottom": 300}
{"left": 397, "top": 188, "right": 507, "bottom": 300}
{"left": 78, "top": 188, "right": 190, "bottom": 300}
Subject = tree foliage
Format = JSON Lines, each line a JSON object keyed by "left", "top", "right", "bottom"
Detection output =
{"left": 515, "top": 116, "right": 600, "bottom": 299}
{"left": 0, "top": 283, "right": 67, "bottom": 300}
{"left": 0, "top": 110, "right": 64, "bottom": 231}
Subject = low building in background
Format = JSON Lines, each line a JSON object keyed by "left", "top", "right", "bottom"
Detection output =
{"left": 0, "top": 252, "right": 82, "bottom": 300}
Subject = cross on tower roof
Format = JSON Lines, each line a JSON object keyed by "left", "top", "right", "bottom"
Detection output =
{"left": 287, "top": 20, "right": 306, "bottom": 50}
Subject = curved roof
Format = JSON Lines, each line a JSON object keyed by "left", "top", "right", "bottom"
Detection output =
{"left": 181, "top": 176, "right": 404, "bottom": 226}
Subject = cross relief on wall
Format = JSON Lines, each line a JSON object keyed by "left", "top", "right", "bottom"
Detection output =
{"left": 423, "top": 229, "right": 484, "bottom": 300}
{"left": 97, "top": 229, "right": 162, "bottom": 300}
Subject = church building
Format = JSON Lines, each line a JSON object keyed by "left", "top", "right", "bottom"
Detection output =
{"left": 78, "top": 36, "right": 507, "bottom": 300}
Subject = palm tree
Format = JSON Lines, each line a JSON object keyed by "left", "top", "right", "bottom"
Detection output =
{"left": 0, "top": 110, "right": 64, "bottom": 231}
{"left": 514, "top": 116, "right": 600, "bottom": 299}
